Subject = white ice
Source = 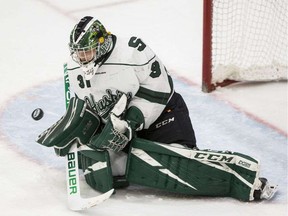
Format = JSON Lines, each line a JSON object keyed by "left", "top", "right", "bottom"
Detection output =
{"left": 0, "top": 0, "right": 287, "bottom": 216}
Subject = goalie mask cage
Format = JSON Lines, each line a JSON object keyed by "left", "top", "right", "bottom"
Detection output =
{"left": 202, "top": 0, "right": 288, "bottom": 92}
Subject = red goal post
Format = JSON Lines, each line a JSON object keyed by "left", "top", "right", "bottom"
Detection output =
{"left": 202, "top": 0, "right": 288, "bottom": 92}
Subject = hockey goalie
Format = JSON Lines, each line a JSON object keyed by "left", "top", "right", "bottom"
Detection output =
{"left": 36, "top": 16, "right": 277, "bottom": 204}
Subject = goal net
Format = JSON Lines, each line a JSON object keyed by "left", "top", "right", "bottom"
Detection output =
{"left": 202, "top": 0, "right": 288, "bottom": 92}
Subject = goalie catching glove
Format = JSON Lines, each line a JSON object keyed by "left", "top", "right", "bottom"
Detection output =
{"left": 89, "top": 94, "right": 145, "bottom": 152}
{"left": 36, "top": 97, "right": 101, "bottom": 156}
{"left": 36, "top": 94, "right": 144, "bottom": 154}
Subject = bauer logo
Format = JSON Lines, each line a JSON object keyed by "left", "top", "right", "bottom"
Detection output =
{"left": 67, "top": 152, "right": 78, "bottom": 195}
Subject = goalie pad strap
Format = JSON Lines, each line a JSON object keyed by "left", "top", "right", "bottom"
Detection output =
{"left": 126, "top": 138, "right": 260, "bottom": 201}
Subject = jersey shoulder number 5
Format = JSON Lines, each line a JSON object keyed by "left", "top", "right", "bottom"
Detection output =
{"left": 128, "top": 37, "right": 146, "bottom": 51}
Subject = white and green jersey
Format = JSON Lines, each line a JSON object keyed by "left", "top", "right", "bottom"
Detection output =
{"left": 67, "top": 36, "right": 174, "bottom": 129}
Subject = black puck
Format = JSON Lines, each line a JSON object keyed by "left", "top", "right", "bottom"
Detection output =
{"left": 32, "top": 108, "right": 44, "bottom": 120}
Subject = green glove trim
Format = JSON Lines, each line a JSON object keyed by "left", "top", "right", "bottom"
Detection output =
{"left": 125, "top": 106, "right": 145, "bottom": 131}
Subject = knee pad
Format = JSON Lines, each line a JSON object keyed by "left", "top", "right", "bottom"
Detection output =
{"left": 80, "top": 146, "right": 114, "bottom": 193}
{"left": 80, "top": 146, "right": 129, "bottom": 192}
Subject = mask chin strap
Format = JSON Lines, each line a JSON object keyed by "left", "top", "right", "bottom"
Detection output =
{"left": 82, "top": 62, "right": 100, "bottom": 80}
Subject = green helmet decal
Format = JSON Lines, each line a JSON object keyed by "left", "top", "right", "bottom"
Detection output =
{"left": 69, "top": 16, "right": 112, "bottom": 65}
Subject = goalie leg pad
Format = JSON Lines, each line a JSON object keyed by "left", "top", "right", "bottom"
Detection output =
{"left": 80, "top": 146, "right": 114, "bottom": 193}
{"left": 126, "top": 138, "right": 261, "bottom": 201}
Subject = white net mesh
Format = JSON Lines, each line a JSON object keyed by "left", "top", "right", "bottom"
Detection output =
{"left": 211, "top": 0, "right": 288, "bottom": 83}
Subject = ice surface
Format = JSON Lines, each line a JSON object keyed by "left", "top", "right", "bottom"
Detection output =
{"left": 0, "top": 0, "right": 287, "bottom": 215}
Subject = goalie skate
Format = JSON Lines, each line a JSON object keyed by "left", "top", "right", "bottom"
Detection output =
{"left": 254, "top": 178, "right": 278, "bottom": 201}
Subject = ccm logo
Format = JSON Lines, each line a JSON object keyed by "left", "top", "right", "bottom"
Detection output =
{"left": 156, "top": 117, "right": 175, "bottom": 128}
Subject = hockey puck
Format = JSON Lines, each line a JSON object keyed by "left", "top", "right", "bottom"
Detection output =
{"left": 31, "top": 108, "right": 44, "bottom": 120}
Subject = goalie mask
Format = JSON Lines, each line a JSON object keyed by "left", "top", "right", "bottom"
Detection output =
{"left": 69, "top": 16, "right": 113, "bottom": 79}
